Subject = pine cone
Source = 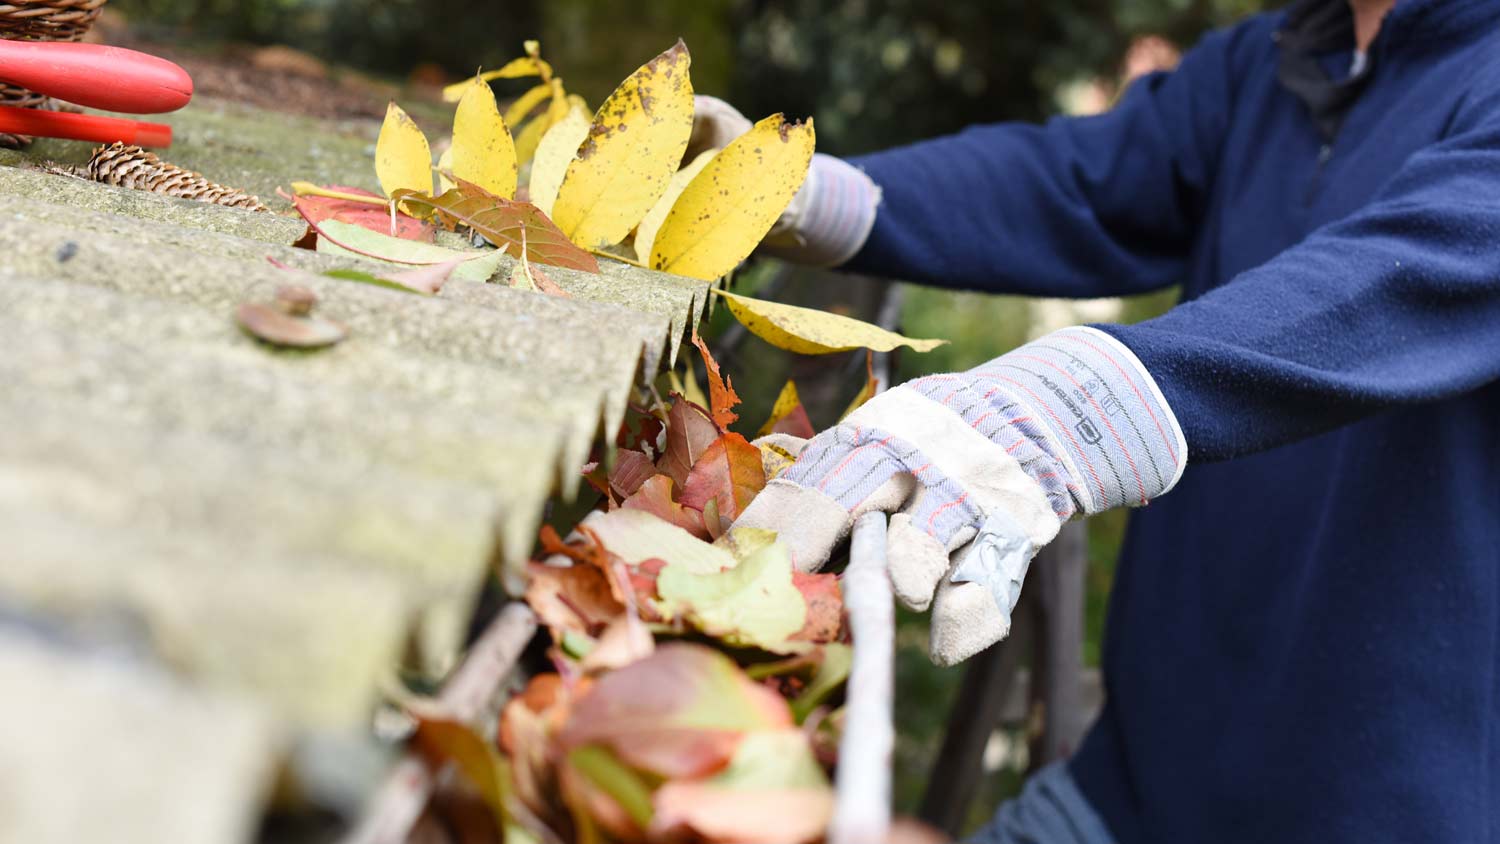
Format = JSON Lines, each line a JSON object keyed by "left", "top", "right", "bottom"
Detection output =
{"left": 84, "top": 142, "right": 268, "bottom": 212}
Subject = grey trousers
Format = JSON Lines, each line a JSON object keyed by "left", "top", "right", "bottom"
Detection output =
{"left": 964, "top": 762, "right": 1115, "bottom": 844}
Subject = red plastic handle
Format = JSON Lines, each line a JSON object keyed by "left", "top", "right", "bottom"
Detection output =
{"left": 0, "top": 105, "right": 172, "bottom": 147}
{"left": 0, "top": 41, "right": 192, "bottom": 114}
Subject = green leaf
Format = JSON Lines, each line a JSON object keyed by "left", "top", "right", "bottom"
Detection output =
{"left": 708, "top": 729, "right": 828, "bottom": 790}
{"left": 791, "top": 644, "right": 851, "bottom": 723}
{"left": 567, "top": 745, "right": 655, "bottom": 829}
{"left": 313, "top": 219, "right": 507, "bottom": 283}
{"left": 656, "top": 540, "right": 807, "bottom": 649}
{"left": 577, "top": 508, "right": 735, "bottom": 575}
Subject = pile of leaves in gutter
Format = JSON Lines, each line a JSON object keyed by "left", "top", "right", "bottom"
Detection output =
{"left": 409, "top": 337, "right": 859, "bottom": 844}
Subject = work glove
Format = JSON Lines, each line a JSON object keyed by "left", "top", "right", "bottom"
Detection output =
{"left": 736, "top": 327, "right": 1187, "bottom": 665}
{"left": 690, "top": 94, "right": 881, "bottom": 267}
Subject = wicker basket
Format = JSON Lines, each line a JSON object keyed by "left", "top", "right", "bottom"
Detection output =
{"left": 0, "top": 0, "right": 107, "bottom": 145}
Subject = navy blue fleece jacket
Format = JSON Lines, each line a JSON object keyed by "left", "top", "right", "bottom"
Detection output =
{"left": 845, "top": 1, "right": 1500, "bottom": 841}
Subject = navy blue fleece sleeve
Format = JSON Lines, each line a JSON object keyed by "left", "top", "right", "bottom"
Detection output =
{"left": 1102, "top": 69, "right": 1500, "bottom": 461}
{"left": 843, "top": 28, "right": 1241, "bottom": 297}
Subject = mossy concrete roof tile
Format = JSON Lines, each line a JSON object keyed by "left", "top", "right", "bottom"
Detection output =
{"left": 0, "top": 95, "right": 715, "bottom": 837}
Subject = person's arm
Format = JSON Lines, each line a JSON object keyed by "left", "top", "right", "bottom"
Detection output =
{"left": 1103, "top": 64, "right": 1500, "bottom": 460}
{"left": 834, "top": 27, "right": 1244, "bottom": 297}
{"left": 735, "top": 58, "right": 1500, "bottom": 665}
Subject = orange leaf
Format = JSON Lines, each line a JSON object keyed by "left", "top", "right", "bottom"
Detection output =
{"left": 691, "top": 334, "right": 740, "bottom": 429}
{"left": 525, "top": 561, "right": 623, "bottom": 639}
{"left": 679, "top": 433, "right": 767, "bottom": 528}
{"left": 392, "top": 180, "right": 600, "bottom": 273}
{"left": 620, "top": 474, "right": 709, "bottom": 539}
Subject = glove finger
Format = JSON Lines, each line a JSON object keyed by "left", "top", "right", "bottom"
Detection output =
{"left": 885, "top": 513, "right": 950, "bottom": 612}
{"left": 687, "top": 95, "right": 753, "bottom": 159}
{"left": 928, "top": 577, "right": 1011, "bottom": 666}
{"left": 734, "top": 478, "right": 852, "bottom": 572}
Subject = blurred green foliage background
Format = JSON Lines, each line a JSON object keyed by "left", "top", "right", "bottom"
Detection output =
{"left": 117, "top": 0, "right": 1267, "bottom": 830}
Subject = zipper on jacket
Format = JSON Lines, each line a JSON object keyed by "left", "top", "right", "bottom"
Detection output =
{"left": 1304, "top": 143, "right": 1333, "bottom": 204}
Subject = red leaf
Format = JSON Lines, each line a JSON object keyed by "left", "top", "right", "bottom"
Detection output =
{"left": 758, "top": 380, "right": 817, "bottom": 439}
{"left": 616, "top": 410, "right": 665, "bottom": 457}
{"left": 679, "top": 433, "right": 767, "bottom": 528}
{"left": 658, "top": 397, "right": 723, "bottom": 489}
{"left": 559, "top": 644, "right": 792, "bottom": 780}
{"left": 393, "top": 181, "right": 600, "bottom": 273}
{"left": 772, "top": 403, "right": 815, "bottom": 438}
{"left": 608, "top": 449, "right": 656, "bottom": 500}
{"left": 791, "top": 571, "right": 844, "bottom": 643}
{"left": 289, "top": 186, "right": 434, "bottom": 241}
{"left": 691, "top": 334, "right": 740, "bottom": 429}
{"left": 621, "top": 474, "right": 709, "bottom": 539}
{"left": 627, "top": 559, "right": 668, "bottom": 623}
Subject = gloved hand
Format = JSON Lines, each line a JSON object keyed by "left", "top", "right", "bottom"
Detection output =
{"left": 690, "top": 94, "right": 881, "bottom": 267}
{"left": 736, "top": 326, "right": 1187, "bottom": 664}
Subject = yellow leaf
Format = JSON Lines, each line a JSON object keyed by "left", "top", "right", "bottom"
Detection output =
{"left": 551, "top": 40, "right": 695, "bottom": 250}
{"left": 439, "top": 41, "right": 554, "bottom": 102}
{"left": 529, "top": 101, "right": 592, "bottom": 217}
{"left": 503, "top": 82, "right": 554, "bottom": 131}
{"left": 513, "top": 79, "right": 569, "bottom": 166}
{"left": 375, "top": 102, "right": 433, "bottom": 199}
{"left": 451, "top": 76, "right": 518, "bottom": 199}
{"left": 436, "top": 146, "right": 455, "bottom": 194}
{"left": 840, "top": 351, "right": 877, "bottom": 419}
{"left": 714, "top": 290, "right": 948, "bottom": 355}
{"left": 649, "top": 114, "right": 814, "bottom": 280}
{"left": 634, "top": 150, "right": 716, "bottom": 264}
{"left": 440, "top": 59, "right": 553, "bottom": 102}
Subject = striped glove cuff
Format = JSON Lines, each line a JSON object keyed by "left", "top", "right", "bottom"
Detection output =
{"left": 761, "top": 153, "right": 881, "bottom": 268}
{"left": 953, "top": 326, "right": 1187, "bottom": 514}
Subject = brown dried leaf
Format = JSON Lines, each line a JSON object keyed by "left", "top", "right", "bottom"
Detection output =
{"left": 235, "top": 302, "right": 345, "bottom": 349}
{"left": 524, "top": 562, "right": 624, "bottom": 639}
{"left": 792, "top": 571, "right": 844, "bottom": 643}
{"left": 393, "top": 181, "right": 600, "bottom": 272}
{"left": 658, "top": 397, "right": 722, "bottom": 489}
{"left": 608, "top": 449, "right": 656, "bottom": 500}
